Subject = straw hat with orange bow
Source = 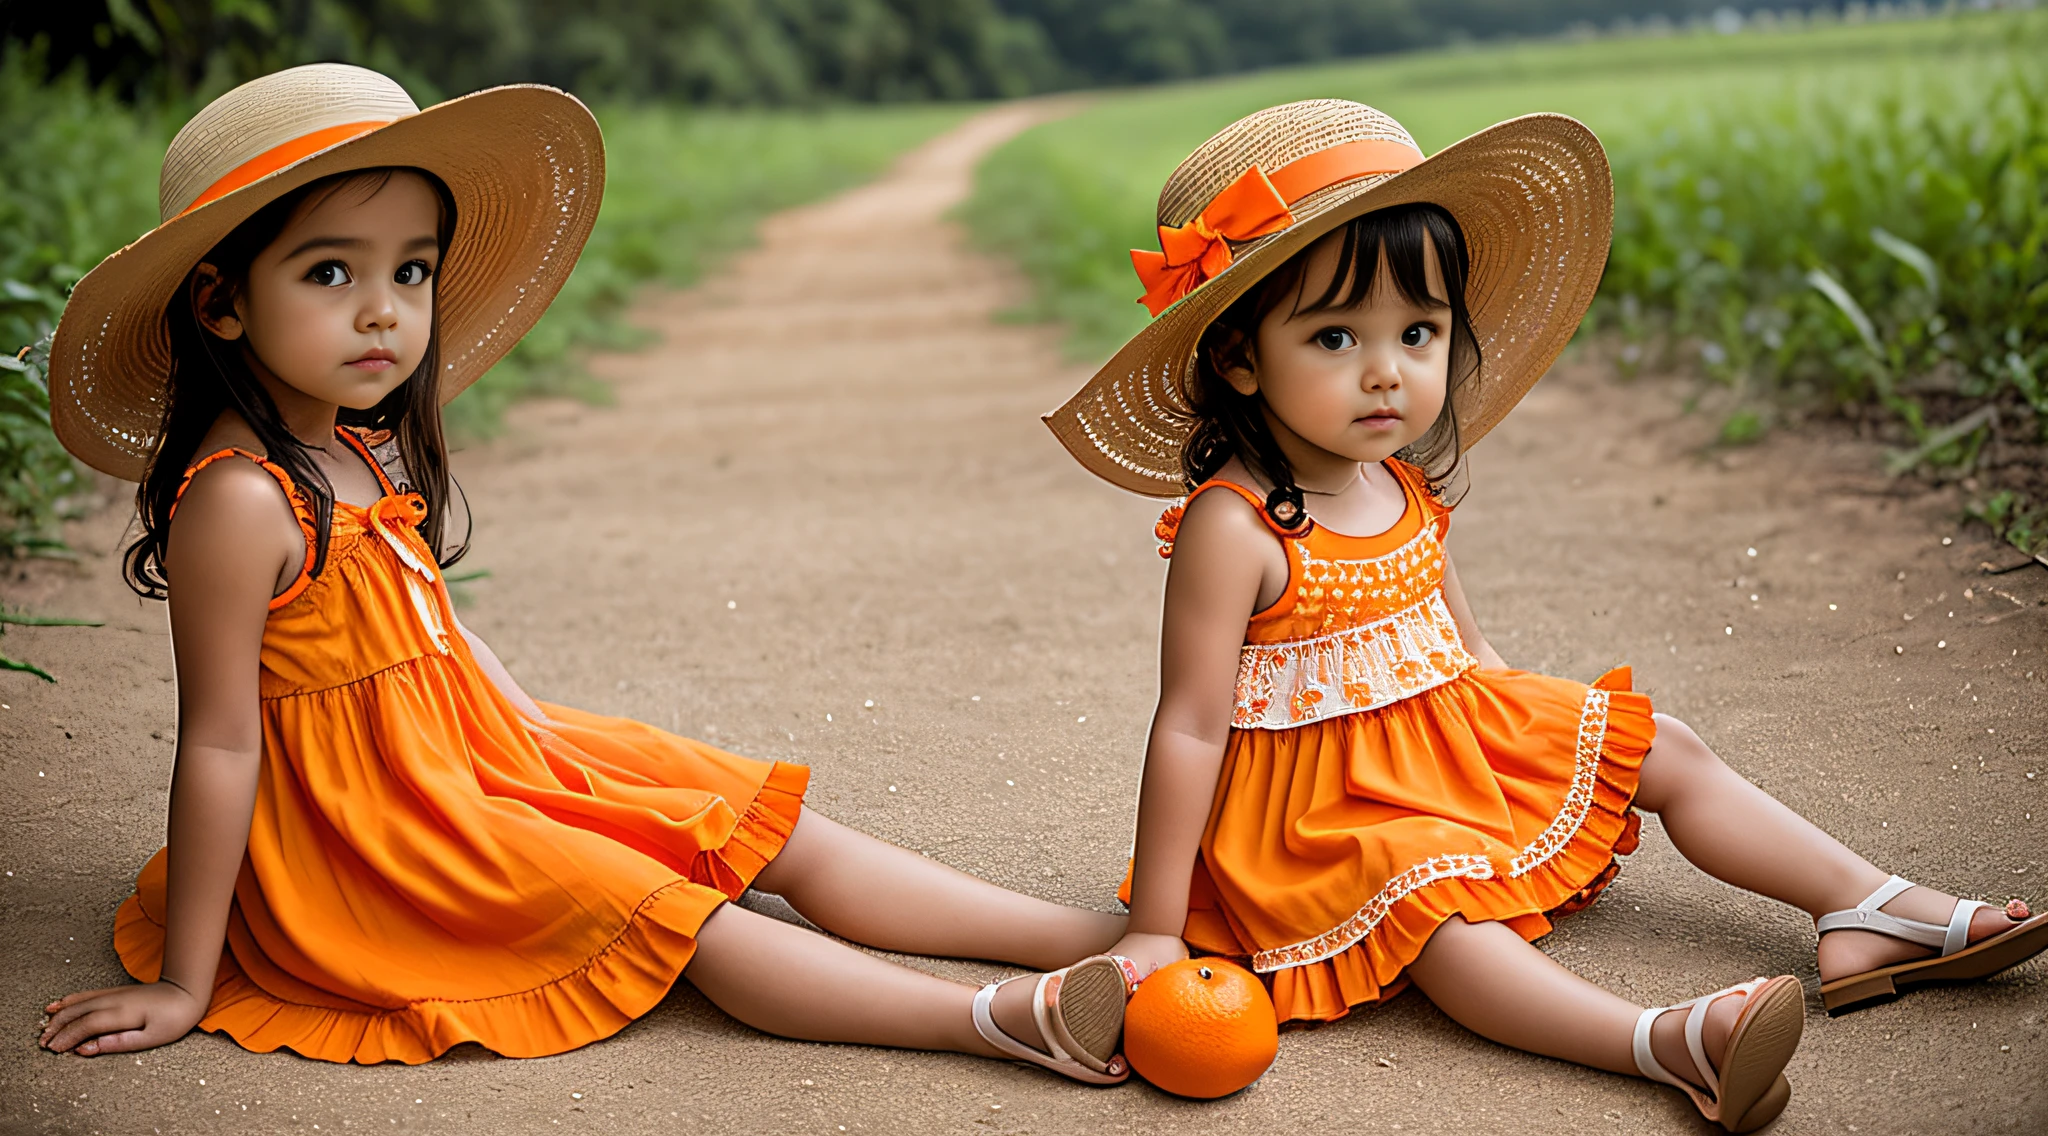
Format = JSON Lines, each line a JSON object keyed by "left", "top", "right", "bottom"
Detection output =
{"left": 48, "top": 63, "right": 606, "bottom": 481}
{"left": 1045, "top": 99, "right": 1614, "bottom": 496}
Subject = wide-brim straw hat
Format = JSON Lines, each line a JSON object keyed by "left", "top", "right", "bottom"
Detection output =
{"left": 1045, "top": 99, "right": 1612, "bottom": 497}
{"left": 49, "top": 63, "right": 605, "bottom": 480}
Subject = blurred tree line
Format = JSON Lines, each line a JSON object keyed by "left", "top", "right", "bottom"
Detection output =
{"left": 6, "top": 0, "right": 1861, "bottom": 104}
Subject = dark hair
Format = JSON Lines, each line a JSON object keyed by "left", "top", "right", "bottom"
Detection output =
{"left": 1182, "top": 202, "right": 1481, "bottom": 528}
{"left": 123, "top": 168, "right": 467, "bottom": 600}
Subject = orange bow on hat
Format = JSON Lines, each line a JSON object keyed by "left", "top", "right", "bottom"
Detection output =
{"left": 1130, "top": 165, "right": 1295, "bottom": 317}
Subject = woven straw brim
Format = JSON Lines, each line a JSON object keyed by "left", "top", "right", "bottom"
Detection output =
{"left": 50, "top": 84, "right": 604, "bottom": 480}
{"left": 1045, "top": 112, "right": 1612, "bottom": 498}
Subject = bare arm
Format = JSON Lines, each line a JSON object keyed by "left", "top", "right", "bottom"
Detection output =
{"left": 41, "top": 461, "right": 294, "bottom": 1056}
{"left": 454, "top": 615, "right": 551, "bottom": 724}
{"left": 1441, "top": 552, "right": 1508, "bottom": 670}
{"left": 1114, "top": 492, "right": 1282, "bottom": 974}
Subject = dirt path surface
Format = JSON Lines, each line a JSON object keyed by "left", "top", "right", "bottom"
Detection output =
{"left": 4, "top": 104, "right": 2044, "bottom": 1136}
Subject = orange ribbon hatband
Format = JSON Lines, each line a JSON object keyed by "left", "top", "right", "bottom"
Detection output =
{"left": 1131, "top": 137, "right": 1426, "bottom": 317}
{"left": 177, "top": 120, "right": 394, "bottom": 219}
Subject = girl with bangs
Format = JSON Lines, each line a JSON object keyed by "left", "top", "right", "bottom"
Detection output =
{"left": 1047, "top": 100, "right": 2046, "bottom": 1129}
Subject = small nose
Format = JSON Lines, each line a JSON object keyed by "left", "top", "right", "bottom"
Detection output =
{"left": 1360, "top": 344, "right": 1402, "bottom": 391}
{"left": 357, "top": 283, "right": 399, "bottom": 333}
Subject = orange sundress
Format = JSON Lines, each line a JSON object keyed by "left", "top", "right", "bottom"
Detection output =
{"left": 113, "top": 428, "right": 807, "bottom": 1064}
{"left": 1141, "top": 460, "right": 1653, "bottom": 1025}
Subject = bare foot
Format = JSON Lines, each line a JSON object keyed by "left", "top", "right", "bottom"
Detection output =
{"left": 1817, "top": 886, "right": 2030, "bottom": 983}
{"left": 1647, "top": 990, "right": 1745, "bottom": 1091}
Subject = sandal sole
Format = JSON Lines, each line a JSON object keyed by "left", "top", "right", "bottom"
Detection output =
{"left": 1713, "top": 976, "right": 1804, "bottom": 1133}
{"left": 1821, "top": 912, "right": 2048, "bottom": 1016}
{"left": 1051, "top": 957, "right": 1129, "bottom": 1068}
{"left": 1728, "top": 1074, "right": 1791, "bottom": 1134}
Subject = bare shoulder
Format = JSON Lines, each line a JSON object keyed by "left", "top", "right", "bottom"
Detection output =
{"left": 1178, "top": 482, "right": 1269, "bottom": 547}
{"left": 1172, "top": 482, "right": 1288, "bottom": 587}
{"left": 168, "top": 456, "right": 301, "bottom": 570}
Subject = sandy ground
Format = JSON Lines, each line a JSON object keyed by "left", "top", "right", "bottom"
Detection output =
{"left": 4, "top": 104, "right": 2045, "bottom": 1136}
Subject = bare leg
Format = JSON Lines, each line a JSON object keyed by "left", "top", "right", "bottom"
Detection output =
{"left": 752, "top": 807, "right": 1126, "bottom": 970}
{"left": 1407, "top": 916, "right": 1741, "bottom": 1089}
{"left": 685, "top": 902, "right": 1090, "bottom": 1061}
{"left": 1635, "top": 713, "right": 2022, "bottom": 981}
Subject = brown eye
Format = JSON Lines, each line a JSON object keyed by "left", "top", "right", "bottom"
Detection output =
{"left": 307, "top": 262, "right": 352, "bottom": 287}
{"left": 1314, "top": 327, "right": 1356, "bottom": 351}
{"left": 1402, "top": 323, "right": 1436, "bottom": 348}
{"left": 395, "top": 260, "right": 433, "bottom": 286}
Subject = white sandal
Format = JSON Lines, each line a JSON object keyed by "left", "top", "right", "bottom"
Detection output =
{"left": 1632, "top": 974, "right": 1803, "bottom": 1133}
{"left": 1816, "top": 874, "right": 2045, "bottom": 1015}
{"left": 971, "top": 955, "right": 1137, "bottom": 1085}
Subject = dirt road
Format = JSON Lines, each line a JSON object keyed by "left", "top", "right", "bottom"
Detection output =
{"left": 3, "top": 104, "right": 2043, "bottom": 1136}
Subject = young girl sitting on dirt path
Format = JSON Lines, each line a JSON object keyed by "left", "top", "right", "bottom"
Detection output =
{"left": 33, "top": 64, "right": 1137, "bottom": 1084}
{"left": 1044, "top": 100, "right": 2048, "bottom": 1129}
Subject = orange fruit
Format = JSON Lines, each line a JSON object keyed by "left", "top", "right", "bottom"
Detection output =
{"left": 1123, "top": 958, "right": 1278, "bottom": 1098}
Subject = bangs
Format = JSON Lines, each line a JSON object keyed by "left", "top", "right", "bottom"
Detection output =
{"left": 1291, "top": 204, "right": 1468, "bottom": 319}
{"left": 1185, "top": 200, "right": 1483, "bottom": 512}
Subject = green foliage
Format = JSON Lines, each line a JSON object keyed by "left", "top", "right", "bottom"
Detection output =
{"left": 0, "top": 336, "right": 88, "bottom": 558}
{"left": 1718, "top": 409, "right": 1765, "bottom": 447}
{"left": 13, "top": 0, "right": 1057, "bottom": 105}
{"left": 16, "top": 1, "right": 1864, "bottom": 107}
{"left": 0, "top": 54, "right": 163, "bottom": 553}
{"left": 963, "top": 10, "right": 2048, "bottom": 553}
{"left": 1967, "top": 490, "right": 2048, "bottom": 561}
{"left": 1594, "top": 47, "right": 2048, "bottom": 447}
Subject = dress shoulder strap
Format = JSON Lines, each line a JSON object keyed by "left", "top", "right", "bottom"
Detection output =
{"left": 170, "top": 449, "right": 321, "bottom": 611}
{"left": 334, "top": 426, "right": 402, "bottom": 496}
{"left": 1385, "top": 458, "right": 1452, "bottom": 539}
{"left": 1154, "top": 479, "right": 1302, "bottom": 559}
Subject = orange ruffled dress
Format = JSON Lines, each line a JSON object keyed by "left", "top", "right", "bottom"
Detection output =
{"left": 114, "top": 429, "right": 807, "bottom": 1064}
{"left": 1143, "top": 460, "right": 1652, "bottom": 1025}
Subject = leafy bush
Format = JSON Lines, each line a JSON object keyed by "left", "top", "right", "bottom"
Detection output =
{"left": 1593, "top": 48, "right": 2047, "bottom": 541}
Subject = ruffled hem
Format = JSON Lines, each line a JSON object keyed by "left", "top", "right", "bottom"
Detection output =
{"left": 112, "top": 760, "right": 809, "bottom": 1064}
{"left": 1189, "top": 669, "right": 1654, "bottom": 1025}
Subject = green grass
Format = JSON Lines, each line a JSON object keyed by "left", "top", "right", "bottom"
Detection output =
{"left": 963, "top": 10, "right": 2048, "bottom": 556}
{"left": 0, "top": 57, "right": 964, "bottom": 549}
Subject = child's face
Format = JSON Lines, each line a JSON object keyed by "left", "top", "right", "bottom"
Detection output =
{"left": 1227, "top": 229, "right": 1451, "bottom": 465}
{"left": 198, "top": 171, "right": 442, "bottom": 411}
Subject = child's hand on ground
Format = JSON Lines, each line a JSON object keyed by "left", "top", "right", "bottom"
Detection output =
{"left": 39, "top": 981, "right": 207, "bottom": 1056}
{"left": 1110, "top": 932, "right": 1189, "bottom": 981}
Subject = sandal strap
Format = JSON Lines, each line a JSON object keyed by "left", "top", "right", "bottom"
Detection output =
{"left": 1109, "top": 954, "right": 1143, "bottom": 993}
{"left": 1028, "top": 971, "right": 1074, "bottom": 1064}
{"left": 1683, "top": 990, "right": 1721, "bottom": 1100}
{"left": 1632, "top": 977, "right": 1765, "bottom": 1100}
{"left": 972, "top": 981, "right": 1041, "bottom": 1064}
{"left": 971, "top": 975, "right": 1125, "bottom": 1085}
{"left": 1946, "top": 899, "right": 1991, "bottom": 956}
{"left": 1631, "top": 1006, "right": 1686, "bottom": 1091}
{"left": 1816, "top": 875, "right": 1985, "bottom": 956}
